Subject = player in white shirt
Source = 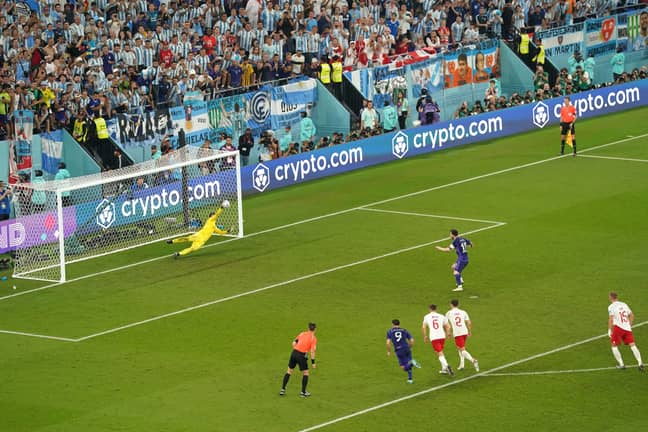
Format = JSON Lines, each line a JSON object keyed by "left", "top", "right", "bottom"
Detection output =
{"left": 422, "top": 304, "right": 454, "bottom": 376}
{"left": 608, "top": 292, "right": 644, "bottom": 371}
{"left": 446, "top": 299, "right": 479, "bottom": 371}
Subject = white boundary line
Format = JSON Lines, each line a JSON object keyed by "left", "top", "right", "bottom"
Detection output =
{"left": 0, "top": 329, "right": 77, "bottom": 342}
{"left": 297, "top": 321, "right": 648, "bottom": 432}
{"left": 484, "top": 366, "right": 620, "bottom": 376}
{"left": 73, "top": 222, "right": 505, "bottom": 342}
{"left": 1, "top": 132, "right": 645, "bottom": 302}
{"left": 579, "top": 154, "right": 648, "bottom": 163}
{"left": 358, "top": 208, "right": 505, "bottom": 225}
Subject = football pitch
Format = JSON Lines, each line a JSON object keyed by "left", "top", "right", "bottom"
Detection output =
{"left": 1, "top": 107, "right": 648, "bottom": 431}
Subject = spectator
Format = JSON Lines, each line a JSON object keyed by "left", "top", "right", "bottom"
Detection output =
{"left": 0, "top": 181, "right": 11, "bottom": 221}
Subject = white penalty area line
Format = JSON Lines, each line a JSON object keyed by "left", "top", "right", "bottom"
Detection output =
{"left": 0, "top": 329, "right": 77, "bottom": 342}
{"left": 1, "top": 132, "right": 646, "bottom": 303}
{"left": 0, "top": 221, "right": 505, "bottom": 343}
{"left": 578, "top": 154, "right": 648, "bottom": 163}
{"left": 297, "top": 321, "right": 648, "bottom": 432}
{"left": 357, "top": 208, "right": 506, "bottom": 226}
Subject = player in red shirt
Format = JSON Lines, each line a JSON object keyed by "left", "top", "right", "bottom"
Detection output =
{"left": 280, "top": 323, "right": 318, "bottom": 397}
{"left": 559, "top": 96, "right": 577, "bottom": 156}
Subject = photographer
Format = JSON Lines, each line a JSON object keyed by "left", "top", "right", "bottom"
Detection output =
{"left": 285, "top": 142, "right": 300, "bottom": 156}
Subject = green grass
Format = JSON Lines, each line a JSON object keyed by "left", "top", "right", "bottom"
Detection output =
{"left": 1, "top": 107, "right": 648, "bottom": 432}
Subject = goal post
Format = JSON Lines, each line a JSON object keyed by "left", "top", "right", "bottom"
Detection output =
{"left": 12, "top": 146, "right": 244, "bottom": 283}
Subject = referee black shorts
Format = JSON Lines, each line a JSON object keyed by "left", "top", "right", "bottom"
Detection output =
{"left": 288, "top": 349, "right": 309, "bottom": 371}
{"left": 560, "top": 122, "right": 575, "bottom": 135}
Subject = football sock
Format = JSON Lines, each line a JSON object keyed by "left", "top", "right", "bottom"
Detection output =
{"left": 572, "top": 140, "right": 577, "bottom": 153}
{"left": 454, "top": 273, "right": 462, "bottom": 285}
{"left": 611, "top": 346, "right": 624, "bottom": 366}
{"left": 462, "top": 350, "right": 474, "bottom": 363}
{"left": 301, "top": 375, "right": 309, "bottom": 392}
{"left": 458, "top": 351, "right": 465, "bottom": 368}
{"left": 407, "top": 369, "right": 413, "bottom": 380}
{"left": 439, "top": 355, "right": 449, "bottom": 369}
{"left": 630, "top": 346, "right": 643, "bottom": 365}
{"left": 560, "top": 141, "right": 565, "bottom": 154}
{"left": 282, "top": 373, "right": 290, "bottom": 389}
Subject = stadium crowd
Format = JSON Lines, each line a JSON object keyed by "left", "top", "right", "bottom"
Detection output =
{"left": 0, "top": 0, "right": 637, "bottom": 138}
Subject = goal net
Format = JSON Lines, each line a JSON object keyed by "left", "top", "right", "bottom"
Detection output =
{"left": 11, "top": 146, "right": 243, "bottom": 282}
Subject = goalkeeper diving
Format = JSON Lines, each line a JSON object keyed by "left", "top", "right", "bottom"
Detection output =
{"left": 167, "top": 200, "right": 231, "bottom": 257}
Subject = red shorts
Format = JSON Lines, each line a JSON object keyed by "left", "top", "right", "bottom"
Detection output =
{"left": 611, "top": 326, "right": 634, "bottom": 346}
{"left": 431, "top": 338, "right": 445, "bottom": 353}
{"left": 454, "top": 335, "right": 467, "bottom": 348}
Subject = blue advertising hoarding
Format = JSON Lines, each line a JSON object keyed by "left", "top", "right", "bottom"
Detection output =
{"left": 241, "top": 80, "right": 648, "bottom": 195}
{"left": 1, "top": 80, "right": 646, "bottom": 252}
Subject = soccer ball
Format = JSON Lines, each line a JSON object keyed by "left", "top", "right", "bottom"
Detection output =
{"left": 222, "top": 200, "right": 231, "bottom": 208}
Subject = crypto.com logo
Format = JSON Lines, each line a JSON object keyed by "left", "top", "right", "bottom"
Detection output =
{"left": 96, "top": 199, "right": 116, "bottom": 229}
{"left": 532, "top": 102, "right": 550, "bottom": 128}
{"left": 252, "top": 163, "right": 270, "bottom": 192}
{"left": 391, "top": 130, "right": 409, "bottom": 159}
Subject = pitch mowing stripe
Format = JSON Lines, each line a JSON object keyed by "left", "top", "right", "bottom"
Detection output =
{"left": 73, "top": 223, "right": 505, "bottom": 342}
{"left": 297, "top": 321, "right": 648, "bottom": 432}
{"left": 1, "top": 132, "right": 646, "bottom": 302}
{"left": 578, "top": 154, "right": 648, "bottom": 163}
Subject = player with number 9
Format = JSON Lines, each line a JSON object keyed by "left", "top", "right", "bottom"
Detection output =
{"left": 386, "top": 319, "right": 421, "bottom": 384}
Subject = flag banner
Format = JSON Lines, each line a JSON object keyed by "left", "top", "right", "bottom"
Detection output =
{"left": 207, "top": 95, "right": 246, "bottom": 139}
{"left": 41, "top": 130, "right": 63, "bottom": 174}
{"left": 183, "top": 90, "right": 205, "bottom": 105}
{"left": 107, "top": 79, "right": 318, "bottom": 148}
{"left": 535, "top": 24, "right": 585, "bottom": 57}
{"left": 14, "top": 110, "right": 33, "bottom": 172}
{"left": 443, "top": 44, "right": 500, "bottom": 89}
{"left": 245, "top": 85, "right": 273, "bottom": 134}
{"left": 169, "top": 101, "right": 211, "bottom": 147}
{"left": 371, "top": 65, "right": 407, "bottom": 107}
{"left": 407, "top": 56, "right": 444, "bottom": 98}
{"left": 274, "top": 78, "right": 318, "bottom": 106}
{"left": 106, "top": 109, "right": 172, "bottom": 148}
{"left": 585, "top": 16, "right": 618, "bottom": 58}
{"left": 625, "top": 10, "right": 648, "bottom": 52}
